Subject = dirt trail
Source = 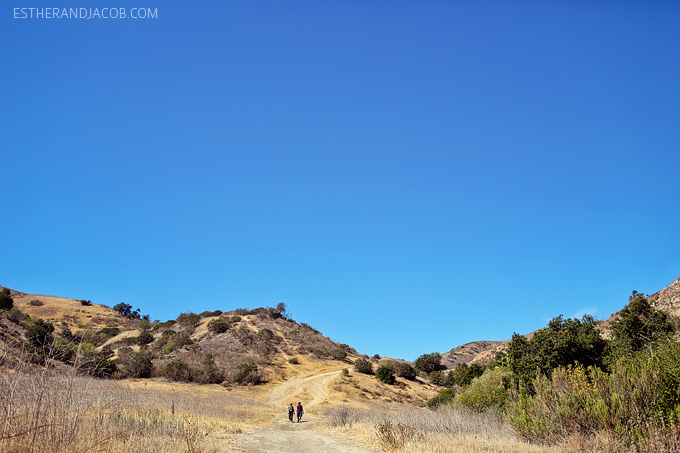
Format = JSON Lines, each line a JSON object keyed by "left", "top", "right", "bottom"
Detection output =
{"left": 226, "top": 368, "right": 375, "bottom": 452}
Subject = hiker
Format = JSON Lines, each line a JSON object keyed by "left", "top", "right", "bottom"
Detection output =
{"left": 296, "top": 402, "right": 304, "bottom": 422}
{"left": 288, "top": 403, "right": 294, "bottom": 422}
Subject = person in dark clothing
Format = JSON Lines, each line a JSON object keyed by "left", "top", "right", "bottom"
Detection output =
{"left": 296, "top": 402, "right": 304, "bottom": 422}
{"left": 288, "top": 403, "right": 294, "bottom": 422}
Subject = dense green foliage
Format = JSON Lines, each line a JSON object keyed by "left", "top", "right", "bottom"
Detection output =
{"left": 414, "top": 353, "right": 445, "bottom": 374}
{"left": 507, "top": 314, "right": 607, "bottom": 393}
{"left": 449, "top": 363, "right": 485, "bottom": 387}
{"left": 455, "top": 368, "right": 510, "bottom": 412}
{"left": 354, "top": 357, "right": 374, "bottom": 375}
{"left": 509, "top": 340, "right": 680, "bottom": 447}
{"left": 610, "top": 291, "right": 676, "bottom": 356}
{"left": 375, "top": 364, "right": 396, "bottom": 384}
{"left": 24, "top": 318, "right": 55, "bottom": 348}
{"left": 393, "top": 362, "right": 417, "bottom": 380}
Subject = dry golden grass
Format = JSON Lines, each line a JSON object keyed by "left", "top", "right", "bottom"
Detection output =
{"left": 323, "top": 404, "right": 568, "bottom": 452}
{"left": 10, "top": 290, "right": 127, "bottom": 330}
{"left": 327, "top": 368, "right": 439, "bottom": 408}
{"left": 0, "top": 369, "right": 274, "bottom": 452}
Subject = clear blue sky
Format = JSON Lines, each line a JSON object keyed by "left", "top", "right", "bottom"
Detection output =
{"left": 2, "top": 1, "right": 679, "bottom": 361}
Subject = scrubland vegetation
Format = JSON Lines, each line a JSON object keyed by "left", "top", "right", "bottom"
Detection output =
{"left": 415, "top": 291, "right": 680, "bottom": 452}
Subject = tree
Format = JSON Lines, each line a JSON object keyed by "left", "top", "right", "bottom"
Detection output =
{"left": 0, "top": 288, "right": 13, "bottom": 310}
{"left": 414, "top": 353, "right": 445, "bottom": 374}
{"left": 611, "top": 291, "right": 676, "bottom": 356}
{"left": 113, "top": 302, "right": 133, "bottom": 316}
{"left": 507, "top": 314, "right": 607, "bottom": 393}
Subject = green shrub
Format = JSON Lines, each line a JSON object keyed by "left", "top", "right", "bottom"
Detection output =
{"left": 6, "top": 307, "right": 28, "bottom": 324}
{"left": 199, "top": 309, "right": 222, "bottom": 318}
{"left": 230, "top": 315, "right": 242, "bottom": 323}
{"left": 0, "top": 288, "right": 13, "bottom": 310}
{"left": 354, "top": 358, "right": 373, "bottom": 375}
{"left": 176, "top": 312, "right": 201, "bottom": 327}
{"left": 136, "top": 330, "right": 154, "bottom": 346}
{"left": 427, "top": 388, "right": 456, "bottom": 408}
{"left": 455, "top": 368, "right": 509, "bottom": 412}
{"left": 376, "top": 364, "right": 396, "bottom": 384}
{"left": 28, "top": 299, "right": 44, "bottom": 307}
{"left": 393, "top": 362, "right": 417, "bottom": 381}
{"left": 450, "top": 363, "right": 485, "bottom": 387}
{"left": 162, "top": 341, "right": 177, "bottom": 355}
{"left": 288, "top": 357, "right": 299, "bottom": 365}
{"left": 232, "top": 363, "right": 261, "bottom": 385}
{"left": 509, "top": 340, "right": 680, "bottom": 446}
{"left": 24, "top": 318, "right": 55, "bottom": 348}
{"left": 342, "top": 368, "right": 349, "bottom": 377}
{"left": 195, "top": 354, "right": 223, "bottom": 384}
{"left": 121, "top": 351, "right": 153, "bottom": 378}
{"left": 207, "top": 317, "right": 231, "bottom": 334}
{"left": 414, "top": 353, "right": 445, "bottom": 374}
{"left": 429, "top": 371, "right": 446, "bottom": 386}
{"left": 164, "top": 359, "right": 193, "bottom": 382}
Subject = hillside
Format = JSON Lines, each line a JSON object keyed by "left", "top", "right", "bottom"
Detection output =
{"left": 0, "top": 286, "right": 437, "bottom": 407}
{"left": 442, "top": 276, "right": 680, "bottom": 368}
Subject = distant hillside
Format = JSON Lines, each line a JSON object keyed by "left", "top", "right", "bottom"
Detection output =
{"left": 440, "top": 340, "right": 507, "bottom": 368}
{"left": 442, "top": 276, "right": 680, "bottom": 368}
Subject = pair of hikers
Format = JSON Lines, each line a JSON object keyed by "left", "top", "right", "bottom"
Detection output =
{"left": 288, "top": 402, "right": 304, "bottom": 422}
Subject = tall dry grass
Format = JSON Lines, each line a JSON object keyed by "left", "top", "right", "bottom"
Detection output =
{"left": 324, "top": 403, "right": 559, "bottom": 452}
{"left": 0, "top": 368, "right": 261, "bottom": 452}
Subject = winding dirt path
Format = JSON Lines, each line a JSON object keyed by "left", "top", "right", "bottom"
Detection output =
{"left": 226, "top": 368, "right": 374, "bottom": 452}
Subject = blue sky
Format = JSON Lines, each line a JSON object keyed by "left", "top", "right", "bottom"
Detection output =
{"left": 2, "top": 1, "right": 679, "bottom": 361}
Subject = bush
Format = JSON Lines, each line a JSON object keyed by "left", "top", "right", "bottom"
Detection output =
{"left": 509, "top": 340, "right": 680, "bottom": 446}
{"left": 28, "top": 299, "right": 44, "bottom": 307}
{"left": 80, "top": 300, "right": 93, "bottom": 306}
{"left": 176, "top": 312, "right": 201, "bottom": 327}
{"left": 207, "top": 317, "right": 231, "bottom": 334}
{"left": 354, "top": 358, "right": 374, "bottom": 375}
{"left": 375, "top": 364, "right": 396, "bottom": 384}
{"left": 330, "top": 348, "right": 348, "bottom": 361}
{"left": 232, "top": 363, "right": 261, "bottom": 385}
{"left": 393, "top": 362, "right": 417, "bottom": 381}
{"left": 24, "top": 318, "right": 55, "bottom": 348}
{"left": 121, "top": 351, "right": 153, "bottom": 378}
{"left": 429, "top": 371, "right": 446, "bottom": 386}
{"left": 414, "top": 353, "right": 445, "bottom": 374}
{"left": 427, "top": 388, "right": 456, "bottom": 408}
{"left": 342, "top": 368, "right": 349, "bottom": 377}
{"left": 195, "top": 354, "right": 223, "bottom": 384}
{"left": 6, "top": 307, "right": 28, "bottom": 324}
{"left": 199, "top": 309, "right": 222, "bottom": 318}
{"left": 136, "top": 330, "right": 154, "bottom": 346}
{"left": 450, "top": 363, "right": 486, "bottom": 387}
{"left": 164, "top": 359, "right": 193, "bottom": 382}
{"left": 0, "top": 288, "right": 14, "bottom": 310}
{"left": 455, "top": 368, "right": 510, "bottom": 412}
{"left": 288, "top": 357, "right": 299, "bottom": 365}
